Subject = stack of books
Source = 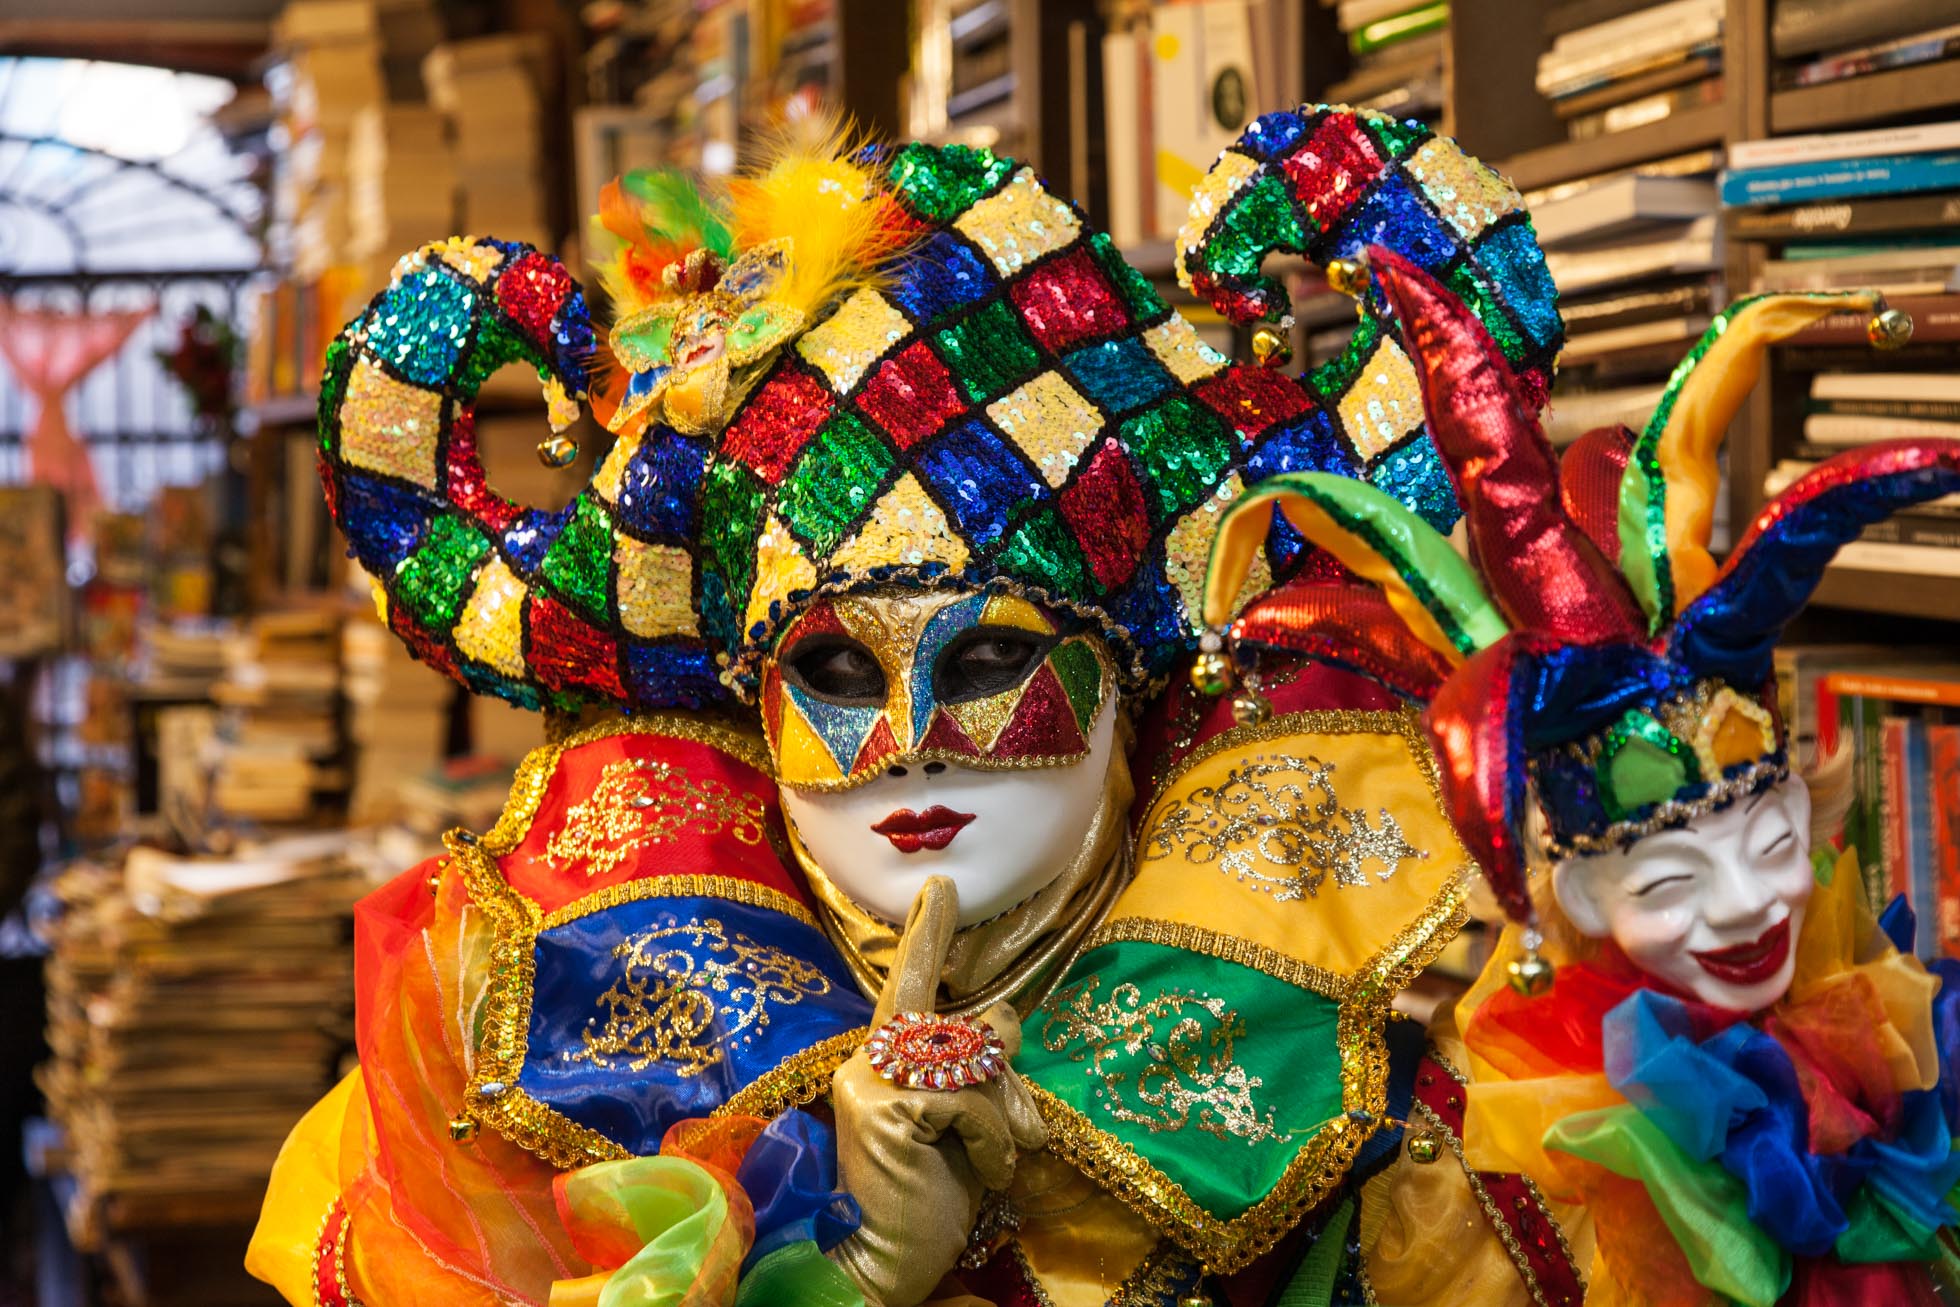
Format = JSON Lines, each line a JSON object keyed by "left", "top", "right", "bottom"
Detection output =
{"left": 343, "top": 615, "right": 455, "bottom": 824}
{"left": 272, "top": 0, "right": 384, "bottom": 280}
{"left": 1324, "top": 0, "right": 1448, "bottom": 123}
{"left": 1535, "top": 0, "right": 1723, "bottom": 144}
{"left": 38, "top": 841, "right": 364, "bottom": 1244}
{"left": 424, "top": 33, "right": 559, "bottom": 254}
{"left": 1530, "top": 158, "right": 1722, "bottom": 445}
{"left": 207, "top": 611, "right": 345, "bottom": 825}
{"left": 346, "top": 102, "right": 457, "bottom": 289}
{"left": 1774, "top": 1, "right": 1960, "bottom": 89}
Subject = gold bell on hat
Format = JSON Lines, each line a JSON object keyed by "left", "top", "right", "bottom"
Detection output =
{"left": 1407, "top": 1129, "right": 1442, "bottom": 1164}
{"left": 1231, "top": 690, "right": 1272, "bottom": 727}
{"left": 1868, "top": 306, "right": 1914, "bottom": 349}
{"left": 1507, "top": 948, "right": 1555, "bottom": 997}
{"left": 1191, "top": 651, "right": 1235, "bottom": 697}
{"left": 536, "top": 433, "right": 580, "bottom": 468}
{"left": 1251, "top": 322, "right": 1293, "bottom": 369}
{"left": 448, "top": 1114, "right": 479, "bottom": 1142}
{"left": 1324, "top": 256, "right": 1368, "bottom": 298}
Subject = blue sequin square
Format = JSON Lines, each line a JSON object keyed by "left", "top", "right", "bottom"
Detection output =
{"left": 1478, "top": 220, "right": 1563, "bottom": 351}
{"left": 367, "top": 266, "right": 475, "bottom": 387}
{"left": 1331, "top": 172, "right": 1460, "bottom": 272}
{"left": 889, "top": 232, "right": 997, "bottom": 324}
{"left": 622, "top": 639, "right": 726, "bottom": 708}
{"left": 1244, "top": 409, "right": 1356, "bottom": 480}
{"left": 337, "top": 470, "right": 432, "bottom": 569}
{"left": 1367, "top": 433, "right": 1460, "bottom": 530}
{"left": 458, "top": 657, "right": 543, "bottom": 709}
{"left": 1062, "top": 338, "right": 1176, "bottom": 415}
{"left": 1266, "top": 509, "right": 1306, "bottom": 571}
{"left": 1239, "top": 110, "right": 1311, "bottom": 160}
{"left": 502, "top": 506, "right": 573, "bottom": 571}
{"left": 614, "top": 430, "right": 708, "bottom": 540}
{"left": 1104, "top": 554, "right": 1188, "bottom": 671}
{"left": 915, "top": 419, "right": 1046, "bottom": 549}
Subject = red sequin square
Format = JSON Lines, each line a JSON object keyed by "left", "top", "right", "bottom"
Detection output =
{"left": 389, "top": 600, "right": 459, "bottom": 676}
{"left": 1281, "top": 114, "right": 1385, "bottom": 230}
{"left": 721, "top": 367, "right": 836, "bottom": 483}
{"left": 1058, "top": 439, "right": 1151, "bottom": 590}
{"left": 855, "top": 341, "right": 967, "bottom": 449}
{"left": 1008, "top": 248, "right": 1129, "bottom": 352}
{"left": 1195, "top": 365, "right": 1314, "bottom": 440}
{"left": 498, "top": 251, "right": 572, "bottom": 343}
{"left": 527, "top": 594, "right": 626, "bottom": 698}
{"left": 444, "top": 410, "right": 522, "bottom": 532}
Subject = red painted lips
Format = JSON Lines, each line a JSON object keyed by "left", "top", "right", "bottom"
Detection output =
{"left": 1692, "top": 918, "right": 1792, "bottom": 987}
{"left": 870, "top": 806, "right": 976, "bottom": 853}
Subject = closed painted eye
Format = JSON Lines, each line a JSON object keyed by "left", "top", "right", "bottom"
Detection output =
{"left": 784, "top": 636, "right": 886, "bottom": 705}
{"left": 1629, "top": 872, "right": 1695, "bottom": 899}
{"left": 936, "top": 628, "right": 1054, "bottom": 703}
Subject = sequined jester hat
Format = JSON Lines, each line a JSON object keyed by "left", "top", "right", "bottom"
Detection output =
{"left": 317, "top": 108, "right": 1564, "bottom": 721}
{"left": 1201, "top": 251, "right": 1960, "bottom": 985}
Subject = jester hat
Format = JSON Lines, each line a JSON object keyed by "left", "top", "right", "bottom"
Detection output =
{"left": 316, "top": 107, "right": 1563, "bottom": 717}
{"left": 1203, "top": 249, "right": 1960, "bottom": 930}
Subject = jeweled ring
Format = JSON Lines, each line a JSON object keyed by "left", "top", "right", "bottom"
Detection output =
{"left": 865, "top": 1011, "right": 1007, "bottom": 1091}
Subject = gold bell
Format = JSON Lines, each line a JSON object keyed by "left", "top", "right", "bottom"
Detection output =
{"left": 1867, "top": 307, "right": 1914, "bottom": 349}
{"left": 1250, "top": 323, "right": 1292, "bottom": 369}
{"left": 536, "top": 433, "right": 579, "bottom": 468}
{"left": 447, "top": 1114, "right": 479, "bottom": 1142}
{"left": 1190, "top": 650, "right": 1235, "bottom": 697}
{"left": 1407, "top": 1130, "right": 1441, "bottom": 1164}
{"left": 1230, "top": 691, "right": 1272, "bottom": 727}
{"left": 1179, "top": 1296, "right": 1214, "bottom": 1307}
{"left": 1325, "top": 257, "right": 1368, "bottom": 299}
{"left": 1507, "top": 949, "right": 1555, "bottom": 997}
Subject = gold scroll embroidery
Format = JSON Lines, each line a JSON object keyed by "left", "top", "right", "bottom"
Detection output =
{"left": 568, "top": 917, "right": 832, "bottom": 1076}
{"left": 1142, "top": 755, "right": 1424, "bottom": 900}
{"left": 543, "top": 757, "right": 769, "bottom": 878}
{"left": 1035, "top": 975, "right": 1290, "bottom": 1145}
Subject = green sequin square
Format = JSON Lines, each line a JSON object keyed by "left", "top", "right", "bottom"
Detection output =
{"left": 888, "top": 142, "right": 1016, "bottom": 223}
{"left": 539, "top": 495, "right": 615, "bottom": 622}
{"left": 1305, "top": 316, "right": 1381, "bottom": 401}
{"left": 994, "top": 503, "right": 1093, "bottom": 596}
{"left": 934, "top": 299, "right": 1041, "bottom": 403}
{"left": 701, "top": 461, "right": 766, "bottom": 607}
{"left": 319, "top": 338, "right": 354, "bottom": 452}
{"left": 1443, "top": 264, "right": 1526, "bottom": 365}
{"left": 393, "top": 514, "right": 490, "bottom": 630}
{"left": 1050, "top": 639, "right": 1104, "bottom": 731}
{"left": 1362, "top": 114, "right": 1428, "bottom": 160}
{"left": 1089, "top": 232, "right": 1169, "bottom": 321}
{"left": 1211, "top": 174, "right": 1311, "bottom": 279}
{"left": 457, "top": 314, "right": 541, "bottom": 394}
{"left": 778, "top": 412, "right": 899, "bottom": 554}
{"left": 1124, "top": 395, "right": 1238, "bottom": 522}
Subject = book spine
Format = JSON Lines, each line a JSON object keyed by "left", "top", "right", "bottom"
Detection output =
{"left": 1931, "top": 724, "right": 1960, "bottom": 959}
{"left": 1802, "top": 412, "right": 1960, "bottom": 445}
{"left": 1549, "top": 0, "right": 1721, "bottom": 60}
{"left": 1730, "top": 120, "right": 1960, "bottom": 170}
{"left": 1907, "top": 719, "right": 1936, "bottom": 959}
{"left": 1826, "top": 670, "right": 1960, "bottom": 709}
{"left": 1730, "top": 193, "right": 1960, "bottom": 239}
{"left": 1778, "top": 32, "right": 1960, "bottom": 89}
{"left": 1721, "top": 153, "right": 1960, "bottom": 207}
{"left": 1882, "top": 716, "right": 1911, "bottom": 928}
{"left": 1810, "top": 398, "right": 1960, "bottom": 422}
{"left": 1790, "top": 294, "right": 1960, "bottom": 346}
{"left": 1838, "top": 515, "right": 1960, "bottom": 550}
{"left": 1349, "top": 1, "right": 1447, "bottom": 55}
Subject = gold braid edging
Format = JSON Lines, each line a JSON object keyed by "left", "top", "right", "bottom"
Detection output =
{"left": 713, "top": 1027, "right": 867, "bottom": 1119}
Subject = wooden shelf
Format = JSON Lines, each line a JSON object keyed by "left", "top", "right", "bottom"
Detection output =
{"left": 1771, "top": 60, "right": 1960, "bottom": 135}
{"left": 1809, "top": 566, "right": 1960, "bottom": 624}
{"left": 1499, "top": 102, "right": 1726, "bottom": 192}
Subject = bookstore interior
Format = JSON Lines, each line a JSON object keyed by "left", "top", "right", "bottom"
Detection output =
{"left": 10, "top": 0, "right": 1960, "bottom": 1303}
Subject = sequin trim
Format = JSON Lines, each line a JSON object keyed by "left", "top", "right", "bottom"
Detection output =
{"left": 713, "top": 1026, "right": 867, "bottom": 1118}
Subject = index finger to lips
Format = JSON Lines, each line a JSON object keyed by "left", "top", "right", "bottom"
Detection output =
{"left": 873, "top": 875, "right": 960, "bottom": 1026}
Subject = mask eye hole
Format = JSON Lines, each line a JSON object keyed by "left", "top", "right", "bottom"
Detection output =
{"left": 936, "top": 628, "right": 1054, "bottom": 703}
{"left": 782, "top": 635, "right": 886, "bottom": 705}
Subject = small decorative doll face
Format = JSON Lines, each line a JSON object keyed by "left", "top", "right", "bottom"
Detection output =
{"left": 1552, "top": 777, "right": 1815, "bottom": 1013}
{"left": 763, "top": 590, "right": 1118, "bottom": 927}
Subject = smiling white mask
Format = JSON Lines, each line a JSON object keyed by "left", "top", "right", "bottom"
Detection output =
{"left": 1552, "top": 776, "right": 1815, "bottom": 1013}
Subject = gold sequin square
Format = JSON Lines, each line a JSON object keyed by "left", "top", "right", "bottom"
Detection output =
{"left": 986, "top": 371, "right": 1103, "bottom": 488}
{"left": 1142, "top": 317, "right": 1229, "bottom": 385}
{"left": 1165, "top": 473, "right": 1271, "bottom": 625}
{"left": 455, "top": 556, "right": 528, "bottom": 675}
{"left": 1406, "top": 138, "right": 1519, "bottom": 242}
{"left": 955, "top": 168, "right": 1083, "bottom": 276}
{"left": 796, "top": 288, "right": 912, "bottom": 394}
{"left": 1337, "top": 336, "right": 1423, "bottom": 462}
{"left": 615, "top": 536, "right": 700, "bottom": 637}
{"left": 340, "top": 355, "right": 443, "bottom": 488}
{"left": 1175, "top": 149, "right": 1261, "bottom": 270}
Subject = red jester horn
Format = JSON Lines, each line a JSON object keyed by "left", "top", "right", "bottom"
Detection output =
{"left": 1370, "top": 250, "right": 1646, "bottom": 645}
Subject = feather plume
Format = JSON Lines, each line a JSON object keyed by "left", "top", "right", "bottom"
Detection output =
{"left": 591, "top": 169, "right": 735, "bottom": 315}
{"left": 724, "top": 115, "right": 924, "bottom": 321}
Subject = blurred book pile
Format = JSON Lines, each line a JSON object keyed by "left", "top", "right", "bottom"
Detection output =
{"left": 1771, "top": 0, "right": 1960, "bottom": 89}
{"left": 343, "top": 614, "right": 453, "bottom": 824}
{"left": 1536, "top": 0, "right": 1723, "bottom": 145}
{"left": 424, "top": 32, "right": 559, "bottom": 255}
{"left": 37, "top": 840, "right": 364, "bottom": 1246}
{"left": 1325, "top": 0, "right": 1447, "bottom": 123}
{"left": 207, "top": 610, "right": 346, "bottom": 825}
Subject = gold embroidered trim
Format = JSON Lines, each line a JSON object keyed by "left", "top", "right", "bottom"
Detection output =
{"left": 1407, "top": 1094, "right": 1553, "bottom": 1307}
{"left": 1086, "top": 916, "right": 1348, "bottom": 1001}
{"left": 543, "top": 756, "right": 771, "bottom": 876}
{"left": 540, "top": 875, "right": 820, "bottom": 932}
{"left": 713, "top": 1026, "right": 866, "bottom": 1119}
{"left": 1108, "top": 1237, "right": 1204, "bottom": 1305}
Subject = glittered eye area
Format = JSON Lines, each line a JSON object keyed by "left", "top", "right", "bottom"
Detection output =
{"left": 935, "top": 626, "right": 1058, "bottom": 704}
{"left": 781, "top": 634, "right": 887, "bottom": 706}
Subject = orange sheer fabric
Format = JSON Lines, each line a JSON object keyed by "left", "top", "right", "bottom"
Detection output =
{"left": 0, "top": 302, "right": 151, "bottom": 533}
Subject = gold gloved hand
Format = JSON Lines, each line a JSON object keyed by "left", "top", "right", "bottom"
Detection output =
{"left": 827, "top": 876, "right": 1048, "bottom": 1306}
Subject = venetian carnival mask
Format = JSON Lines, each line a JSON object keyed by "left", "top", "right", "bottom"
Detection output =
{"left": 764, "top": 590, "right": 1119, "bottom": 926}
{"left": 1553, "top": 776, "right": 1814, "bottom": 1012}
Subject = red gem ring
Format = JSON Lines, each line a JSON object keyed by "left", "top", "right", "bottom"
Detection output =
{"left": 864, "top": 1011, "right": 1008, "bottom": 1091}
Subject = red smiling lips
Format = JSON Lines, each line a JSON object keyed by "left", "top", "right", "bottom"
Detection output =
{"left": 871, "top": 806, "right": 976, "bottom": 853}
{"left": 1692, "top": 918, "right": 1792, "bottom": 988}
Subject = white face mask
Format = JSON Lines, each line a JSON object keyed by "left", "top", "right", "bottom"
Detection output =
{"left": 1552, "top": 775, "right": 1815, "bottom": 1013}
{"left": 780, "top": 700, "right": 1118, "bottom": 928}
